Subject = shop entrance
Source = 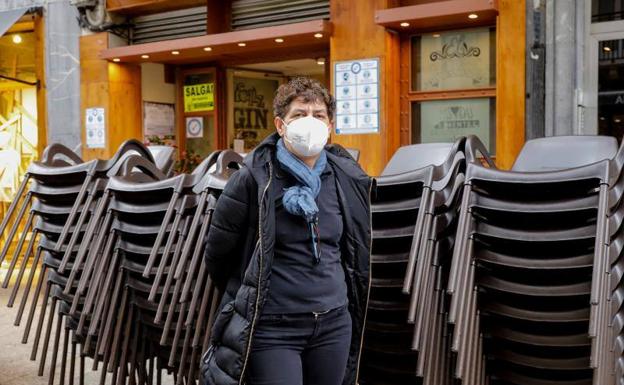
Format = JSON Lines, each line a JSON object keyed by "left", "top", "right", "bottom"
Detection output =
{"left": 177, "top": 58, "right": 327, "bottom": 160}
{"left": 0, "top": 10, "right": 44, "bottom": 212}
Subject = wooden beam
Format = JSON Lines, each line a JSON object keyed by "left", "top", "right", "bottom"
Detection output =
{"left": 35, "top": 12, "right": 46, "bottom": 157}
{"left": 81, "top": 33, "right": 143, "bottom": 160}
{"left": 375, "top": 0, "right": 498, "bottom": 32}
{"left": 330, "top": 0, "right": 400, "bottom": 176}
{"left": 496, "top": 0, "right": 526, "bottom": 169}
{"left": 106, "top": 0, "right": 206, "bottom": 16}
{"left": 100, "top": 19, "right": 332, "bottom": 64}
{"left": 206, "top": 0, "right": 231, "bottom": 34}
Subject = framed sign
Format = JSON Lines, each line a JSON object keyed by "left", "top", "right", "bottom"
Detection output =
{"left": 143, "top": 101, "right": 175, "bottom": 140}
{"left": 183, "top": 82, "right": 215, "bottom": 112}
{"left": 334, "top": 58, "right": 380, "bottom": 134}
{"left": 415, "top": 27, "right": 495, "bottom": 91}
{"left": 418, "top": 98, "right": 495, "bottom": 152}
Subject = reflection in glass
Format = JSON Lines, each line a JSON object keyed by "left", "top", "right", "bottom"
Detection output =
{"left": 412, "top": 98, "right": 496, "bottom": 154}
{"left": 186, "top": 116, "right": 215, "bottom": 158}
{"left": 592, "top": 0, "right": 624, "bottom": 23}
{"left": 411, "top": 27, "right": 496, "bottom": 91}
{"left": 598, "top": 39, "right": 624, "bottom": 139}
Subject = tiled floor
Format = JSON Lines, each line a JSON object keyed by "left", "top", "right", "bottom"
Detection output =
{"left": 0, "top": 266, "right": 175, "bottom": 385}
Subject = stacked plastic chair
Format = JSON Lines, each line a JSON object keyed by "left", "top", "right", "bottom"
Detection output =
{"left": 0, "top": 140, "right": 173, "bottom": 385}
{"left": 448, "top": 135, "right": 623, "bottom": 385}
{"left": 359, "top": 138, "right": 467, "bottom": 385}
{"left": 61, "top": 149, "right": 241, "bottom": 385}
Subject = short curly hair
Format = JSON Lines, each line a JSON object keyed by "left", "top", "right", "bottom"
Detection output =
{"left": 273, "top": 77, "right": 335, "bottom": 119}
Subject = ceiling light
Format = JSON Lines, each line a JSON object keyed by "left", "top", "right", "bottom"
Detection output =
{"left": 275, "top": 38, "right": 284, "bottom": 43}
{"left": 400, "top": 22, "right": 410, "bottom": 27}
{"left": 314, "top": 33, "right": 323, "bottom": 38}
{"left": 433, "top": 33, "right": 441, "bottom": 38}
{"left": 141, "top": 54, "right": 149, "bottom": 59}
{"left": 616, "top": 119, "right": 622, "bottom": 123}
{"left": 113, "top": 58, "right": 121, "bottom": 62}
{"left": 238, "top": 42, "right": 246, "bottom": 47}
{"left": 317, "top": 57, "right": 326, "bottom": 65}
{"left": 12, "top": 34, "right": 22, "bottom": 44}
{"left": 203, "top": 47, "right": 212, "bottom": 51}
{"left": 171, "top": 51, "right": 180, "bottom": 55}
{"left": 604, "top": 46, "right": 612, "bottom": 52}
{"left": 600, "top": 116, "right": 606, "bottom": 121}
{"left": 468, "top": 13, "right": 479, "bottom": 19}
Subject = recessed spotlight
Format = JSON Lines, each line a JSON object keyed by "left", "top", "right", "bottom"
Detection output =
{"left": 12, "top": 34, "right": 22, "bottom": 44}
{"left": 113, "top": 58, "right": 121, "bottom": 62}
{"left": 433, "top": 33, "right": 441, "bottom": 38}
{"left": 317, "top": 57, "right": 326, "bottom": 65}
{"left": 238, "top": 42, "right": 246, "bottom": 47}
{"left": 314, "top": 33, "right": 323, "bottom": 38}
{"left": 400, "top": 22, "right": 410, "bottom": 27}
{"left": 171, "top": 51, "right": 180, "bottom": 55}
{"left": 604, "top": 46, "right": 612, "bottom": 52}
{"left": 616, "top": 119, "right": 622, "bottom": 123}
{"left": 468, "top": 13, "right": 478, "bottom": 19}
{"left": 141, "top": 54, "right": 149, "bottom": 59}
{"left": 275, "top": 38, "right": 284, "bottom": 43}
{"left": 600, "top": 116, "right": 606, "bottom": 121}
{"left": 203, "top": 47, "right": 212, "bottom": 52}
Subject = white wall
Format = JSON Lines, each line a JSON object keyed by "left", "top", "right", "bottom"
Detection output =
{"left": 141, "top": 63, "right": 176, "bottom": 104}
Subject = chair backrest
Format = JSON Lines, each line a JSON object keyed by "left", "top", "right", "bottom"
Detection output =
{"left": 512, "top": 136, "right": 618, "bottom": 172}
{"left": 346, "top": 147, "right": 360, "bottom": 162}
{"left": 382, "top": 142, "right": 454, "bottom": 176}
{"left": 148, "top": 145, "right": 175, "bottom": 174}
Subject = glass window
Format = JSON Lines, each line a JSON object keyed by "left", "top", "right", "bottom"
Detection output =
{"left": 592, "top": 0, "right": 624, "bottom": 23}
{"left": 411, "top": 98, "right": 496, "bottom": 154}
{"left": 185, "top": 116, "right": 215, "bottom": 158}
{"left": 598, "top": 39, "right": 624, "bottom": 138}
{"left": 411, "top": 27, "right": 496, "bottom": 91}
{"left": 226, "top": 71, "right": 283, "bottom": 152}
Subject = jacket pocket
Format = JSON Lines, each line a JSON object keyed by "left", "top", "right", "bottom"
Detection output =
{"left": 211, "top": 301, "right": 235, "bottom": 344}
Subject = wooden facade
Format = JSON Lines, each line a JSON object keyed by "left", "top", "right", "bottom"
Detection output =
{"left": 80, "top": 0, "right": 527, "bottom": 174}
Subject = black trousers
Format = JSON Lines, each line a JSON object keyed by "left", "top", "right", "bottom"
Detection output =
{"left": 247, "top": 304, "right": 352, "bottom": 385}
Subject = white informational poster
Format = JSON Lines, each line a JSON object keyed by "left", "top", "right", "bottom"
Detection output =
{"left": 144, "top": 102, "right": 175, "bottom": 138}
{"left": 186, "top": 117, "right": 204, "bottom": 138}
{"left": 85, "top": 107, "right": 105, "bottom": 148}
{"left": 334, "top": 58, "right": 380, "bottom": 134}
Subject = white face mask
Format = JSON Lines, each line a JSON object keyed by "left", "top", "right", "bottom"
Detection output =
{"left": 281, "top": 115, "right": 329, "bottom": 157}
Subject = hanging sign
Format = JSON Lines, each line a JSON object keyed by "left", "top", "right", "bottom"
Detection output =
{"left": 183, "top": 83, "right": 215, "bottom": 112}
{"left": 85, "top": 107, "right": 105, "bottom": 148}
{"left": 334, "top": 58, "right": 380, "bottom": 135}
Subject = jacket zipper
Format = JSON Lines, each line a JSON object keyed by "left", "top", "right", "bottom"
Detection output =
{"left": 354, "top": 178, "right": 374, "bottom": 384}
{"left": 238, "top": 162, "right": 273, "bottom": 385}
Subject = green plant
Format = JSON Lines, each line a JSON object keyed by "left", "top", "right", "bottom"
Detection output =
{"left": 175, "top": 149, "right": 202, "bottom": 174}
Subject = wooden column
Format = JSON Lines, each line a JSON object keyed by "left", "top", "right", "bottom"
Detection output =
{"left": 80, "top": 33, "right": 142, "bottom": 160}
{"left": 330, "top": 0, "right": 401, "bottom": 176}
{"left": 34, "top": 12, "right": 47, "bottom": 157}
{"left": 496, "top": 0, "right": 526, "bottom": 169}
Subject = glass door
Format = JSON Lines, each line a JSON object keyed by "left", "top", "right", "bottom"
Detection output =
{"left": 584, "top": 2, "right": 624, "bottom": 137}
{"left": 178, "top": 67, "right": 218, "bottom": 159}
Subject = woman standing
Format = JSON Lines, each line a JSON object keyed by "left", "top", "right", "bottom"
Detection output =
{"left": 201, "top": 77, "right": 373, "bottom": 385}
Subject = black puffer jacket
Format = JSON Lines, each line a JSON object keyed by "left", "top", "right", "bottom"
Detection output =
{"left": 201, "top": 133, "right": 373, "bottom": 385}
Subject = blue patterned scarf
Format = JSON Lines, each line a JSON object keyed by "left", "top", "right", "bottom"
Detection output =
{"left": 276, "top": 138, "right": 327, "bottom": 222}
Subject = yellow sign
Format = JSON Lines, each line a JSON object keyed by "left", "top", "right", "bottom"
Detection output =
{"left": 184, "top": 83, "right": 215, "bottom": 112}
